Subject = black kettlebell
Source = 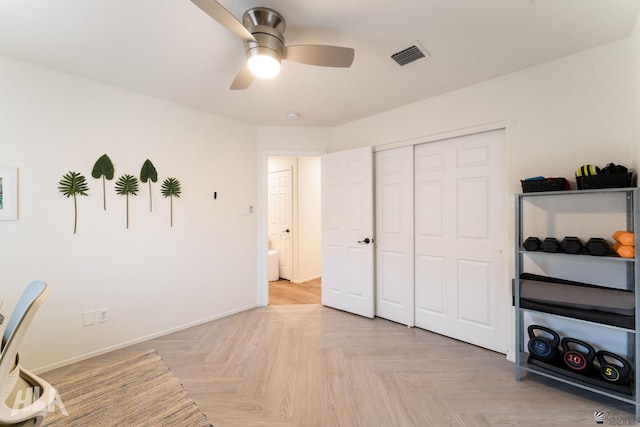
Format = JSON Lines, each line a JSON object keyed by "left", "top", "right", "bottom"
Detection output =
{"left": 596, "top": 350, "right": 633, "bottom": 385}
{"left": 561, "top": 337, "right": 596, "bottom": 374}
{"left": 527, "top": 325, "right": 560, "bottom": 363}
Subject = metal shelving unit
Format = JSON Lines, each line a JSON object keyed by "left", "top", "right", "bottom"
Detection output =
{"left": 515, "top": 188, "right": 640, "bottom": 421}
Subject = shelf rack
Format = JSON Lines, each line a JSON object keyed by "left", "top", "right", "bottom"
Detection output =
{"left": 515, "top": 187, "right": 640, "bottom": 421}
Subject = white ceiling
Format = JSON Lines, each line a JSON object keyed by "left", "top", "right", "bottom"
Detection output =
{"left": 0, "top": 0, "right": 638, "bottom": 126}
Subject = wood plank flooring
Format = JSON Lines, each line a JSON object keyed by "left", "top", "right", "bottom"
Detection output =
{"left": 268, "top": 278, "right": 321, "bottom": 305}
{"left": 42, "top": 305, "right": 634, "bottom": 426}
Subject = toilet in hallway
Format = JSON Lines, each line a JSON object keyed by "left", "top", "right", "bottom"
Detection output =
{"left": 268, "top": 250, "right": 279, "bottom": 282}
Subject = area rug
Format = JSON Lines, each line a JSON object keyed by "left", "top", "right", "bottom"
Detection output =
{"left": 43, "top": 349, "right": 212, "bottom": 426}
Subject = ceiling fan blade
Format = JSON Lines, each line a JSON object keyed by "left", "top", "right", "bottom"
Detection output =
{"left": 230, "top": 65, "right": 256, "bottom": 90}
{"left": 284, "top": 45, "right": 354, "bottom": 68}
{"left": 191, "top": 0, "right": 256, "bottom": 42}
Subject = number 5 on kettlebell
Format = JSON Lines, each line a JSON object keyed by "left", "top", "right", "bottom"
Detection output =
{"left": 596, "top": 350, "right": 633, "bottom": 385}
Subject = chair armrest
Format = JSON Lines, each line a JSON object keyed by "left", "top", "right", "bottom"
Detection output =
{"left": 0, "top": 365, "right": 58, "bottom": 426}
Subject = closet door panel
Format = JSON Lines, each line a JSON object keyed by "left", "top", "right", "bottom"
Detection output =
{"left": 375, "top": 146, "right": 414, "bottom": 326}
{"left": 414, "top": 129, "right": 507, "bottom": 353}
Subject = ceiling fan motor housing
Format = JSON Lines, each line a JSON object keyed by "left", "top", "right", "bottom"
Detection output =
{"left": 242, "top": 8, "right": 286, "bottom": 61}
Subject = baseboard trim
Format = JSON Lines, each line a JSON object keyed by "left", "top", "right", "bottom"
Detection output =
{"left": 35, "top": 304, "right": 257, "bottom": 374}
{"left": 291, "top": 275, "right": 321, "bottom": 284}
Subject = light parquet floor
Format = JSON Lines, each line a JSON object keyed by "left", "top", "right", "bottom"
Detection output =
{"left": 42, "top": 305, "right": 634, "bottom": 426}
{"left": 268, "top": 278, "right": 321, "bottom": 305}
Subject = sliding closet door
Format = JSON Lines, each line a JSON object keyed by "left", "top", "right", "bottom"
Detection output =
{"left": 414, "top": 129, "right": 507, "bottom": 353}
{"left": 375, "top": 146, "right": 414, "bottom": 326}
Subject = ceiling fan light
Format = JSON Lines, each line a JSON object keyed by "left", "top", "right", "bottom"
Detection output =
{"left": 247, "top": 53, "right": 281, "bottom": 79}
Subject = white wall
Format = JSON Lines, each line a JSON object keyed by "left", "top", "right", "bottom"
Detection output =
{"left": 330, "top": 39, "right": 633, "bottom": 179}
{"left": 633, "top": 12, "right": 640, "bottom": 164}
{"left": 296, "top": 156, "right": 321, "bottom": 282}
{"left": 0, "top": 55, "right": 258, "bottom": 371}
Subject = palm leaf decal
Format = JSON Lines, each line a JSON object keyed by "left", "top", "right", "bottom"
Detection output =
{"left": 115, "top": 174, "right": 139, "bottom": 229}
{"left": 91, "top": 154, "right": 114, "bottom": 211}
{"left": 58, "top": 171, "right": 89, "bottom": 234}
{"left": 140, "top": 159, "right": 158, "bottom": 213}
{"left": 161, "top": 177, "right": 181, "bottom": 227}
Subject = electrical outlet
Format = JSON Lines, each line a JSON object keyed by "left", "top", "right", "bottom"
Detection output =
{"left": 97, "top": 308, "right": 109, "bottom": 323}
{"left": 83, "top": 310, "right": 96, "bottom": 327}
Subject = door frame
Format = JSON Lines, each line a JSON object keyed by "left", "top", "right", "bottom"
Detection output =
{"left": 257, "top": 149, "right": 325, "bottom": 306}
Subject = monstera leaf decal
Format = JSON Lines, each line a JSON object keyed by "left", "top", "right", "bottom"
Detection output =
{"left": 58, "top": 171, "right": 89, "bottom": 234}
{"left": 161, "top": 177, "right": 182, "bottom": 227}
{"left": 115, "top": 174, "right": 139, "bottom": 229}
{"left": 91, "top": 154, "right": 114, "bottom": 211}
{"left": 140, "top": 159, "right": 158, "bottom": 212}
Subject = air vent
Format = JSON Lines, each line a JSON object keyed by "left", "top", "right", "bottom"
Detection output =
{"left": 390, "top": 43, "right": 429, "bottom": 66}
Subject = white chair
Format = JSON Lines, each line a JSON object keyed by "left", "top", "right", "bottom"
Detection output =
{"left": 0, "top": 281, "right": 57, "bottom": 427}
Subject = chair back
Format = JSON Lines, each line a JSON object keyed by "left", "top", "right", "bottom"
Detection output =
{"left": 0, "top": 281, "right": 50, "bottom": 377}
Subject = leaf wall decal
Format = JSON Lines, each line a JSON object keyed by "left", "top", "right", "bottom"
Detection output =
{"left": 140, "top": 159, "right": 158, "bottom": 212}
{"left": 92, "top": 154, "right": 114, "bottom": 210}
{"left": 58, "top": 171, "right": 89, "bottom": 234}
{"left": 115, "top": 174, "right": 139, "bottom": 229}
{"left": 161, "top": 177, "right": 181, "bottom": 227}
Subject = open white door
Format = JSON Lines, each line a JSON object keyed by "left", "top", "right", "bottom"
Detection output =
{"left": 321, "top": 147, "right": 374, "bottom": 318}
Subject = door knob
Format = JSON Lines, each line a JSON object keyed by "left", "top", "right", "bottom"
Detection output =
{"left": 358, "top": 237, "right": 372, "bottom": 244}
{"left": 284, "top": 229, "right": 290, "bottom": 233}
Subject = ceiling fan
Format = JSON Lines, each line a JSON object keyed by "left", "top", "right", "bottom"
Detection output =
{"left": 191, "top": 0, "right": 355, "bottom": 90}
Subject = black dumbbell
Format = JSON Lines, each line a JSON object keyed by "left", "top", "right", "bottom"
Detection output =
{"left": 541, "top": 237, "right": 562, "bottom": 253}
{"left": 523, "top": 237, "right": 541, "bottom": 251}
{"left": 561, "top": 236, "right": 584, "bottom": 254}
{"left": 585, "top": 238, "right": 611, "bottom": 256}
{"left": 561, "top": 337, "right": 596, "bottom": 374}
{"left": 596, "top": 350, "right": 633, "bottom": 385}
{"left": 527, "top": 325, "right": 560, "bottom": 363}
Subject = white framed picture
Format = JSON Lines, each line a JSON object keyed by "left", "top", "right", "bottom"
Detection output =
{"left": 0, "top": 166, "right": 18, "bottom": 220}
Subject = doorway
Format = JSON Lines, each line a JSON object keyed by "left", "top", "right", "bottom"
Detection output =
{"left": 267, "top": 155, "right": 322, "bottom": 305}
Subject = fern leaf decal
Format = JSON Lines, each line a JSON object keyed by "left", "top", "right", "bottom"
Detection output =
{"left": 161, "top": 177, "right": 181, "bottom": 227}
{"left": 58, "top": 171, "right": 89, "bottom": 234}
{"left": 115, "top": 174, "right": 139, "bottom": 229}
{"left": 91, "top": 154, "right": 114, "bottom": 211}
{"left": 140, "top": 159, "right": 158, "bottom": 213}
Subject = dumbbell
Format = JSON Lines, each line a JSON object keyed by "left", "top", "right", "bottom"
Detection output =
{"left": 561, "top": 236, "right": 584, "bottom": 254}
{"left": 541, "top": 237, "right": 562, "bottom": 253}
{"left": 527, "top": 325, "right": 560, "bottom": 363}
{"left": 561, "top": 337, "right": 596, "bottom": 374}
{"left": 523, "top": 237, "right": 541, "bottom": 251}
{"left": 596, "top": 350, "right": 633, "bottom": 385}
{"left": 585, "top": 238, "right": 611, "bottom": 256}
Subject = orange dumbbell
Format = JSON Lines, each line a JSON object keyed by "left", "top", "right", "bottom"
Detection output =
{"left": 613, "top": 230, "right": 635, "bottom": 246}
{"left": 613, "top": 243, "right": 635, "bottom": 258}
